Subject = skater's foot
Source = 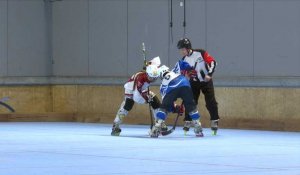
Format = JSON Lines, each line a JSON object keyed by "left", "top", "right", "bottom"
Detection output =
{"left": 161, "top": 121, "right": 168, "bottom": 132}
{"left": 183, "top": 121, "right": 192, "bottom": 135}
{"left": 193, "top": 120, "right": 204, "bottom": 137}
{"left": 150, "top": 120, "right": 163, "bottom": 138}
{"left": 111, "top": 123, "right": 121, "bottom": 136}
{"left": 211, "top": 119, "right": 219, "bottom": 136}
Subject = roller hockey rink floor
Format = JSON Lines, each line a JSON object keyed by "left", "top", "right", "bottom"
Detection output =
{"left": 0, "top": 122, "right": 299, "bottom": 175}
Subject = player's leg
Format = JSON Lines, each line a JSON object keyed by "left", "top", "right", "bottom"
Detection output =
{"left": 183, "top": 80, "right": 201, "bottom": 134}
{"left": 111, "top": 97, "right": 134, "bottom": 136}
{"left": 180, "top": 86, "right": 204, "bottom": 137}
{"left": 202, "top": 80, "right": 220, "bottom": 135}
{"left": 150, "top": 89, "right": 178, "bottom": 137}
{"left": 149, "top": 95, "right": 168, "bottom": 132}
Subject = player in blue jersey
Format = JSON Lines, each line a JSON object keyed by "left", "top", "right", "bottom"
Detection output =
{"left": 149, "top": 65, "right": 204, "bottom": 138}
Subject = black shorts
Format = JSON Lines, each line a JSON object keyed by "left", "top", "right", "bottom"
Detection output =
{"left": 160, "top": 86, "right": 197, "bottom": 114}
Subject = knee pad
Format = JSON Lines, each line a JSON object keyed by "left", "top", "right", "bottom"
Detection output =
{"left": 150, "top": 95, "right": 161, "bottom": 109}
{"left": 184, "top": 101, "right": 198, "bottom": 115}
{"left": 156, "top": 109, "right": 167, "bottom": 120}
{"left": 123, "top": 98, "right": 134, "bottom": 111}
{"left": 189, "top": 109, "right": 200, "bottom": 120}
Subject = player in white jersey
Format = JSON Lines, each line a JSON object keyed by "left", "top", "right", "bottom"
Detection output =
{"left": 149, "top": 65, "right": 204, "bottom": 138}
{"left": 111, "top": 60, "right": 164, "bottom": 136}
{"left": 174, "top": 38, "right": 220, "bottom": 135}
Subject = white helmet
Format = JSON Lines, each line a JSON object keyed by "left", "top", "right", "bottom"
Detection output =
{"left": 148, "top": 56, "right": 161, "bottom": 66}
{"left": 158, "top": 65, "right": 169, "bottom": 79}
{"left": 146, "top": 64, "right": 159, "bottom": 79}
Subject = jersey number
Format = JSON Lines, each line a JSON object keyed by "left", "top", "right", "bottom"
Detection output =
{"left": 165, "top": 75, "right": 170, "bottom": 80}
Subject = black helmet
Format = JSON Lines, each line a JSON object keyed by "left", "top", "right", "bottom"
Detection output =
{"left": 177, "top": 38, "right": 192, "bottom": 49}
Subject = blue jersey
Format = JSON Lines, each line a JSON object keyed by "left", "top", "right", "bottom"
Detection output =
{"left": 159, "top": 71, "right": 190, "bottom": 99}
{"left": 172, "top": 60, "right": 193, "bottom": 74}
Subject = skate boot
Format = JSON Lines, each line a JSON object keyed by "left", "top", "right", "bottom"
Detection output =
{"left": 183, "top": 121, "right": 192, "bottom": 135}
{"left": 150, "top": 120, "right": 163, "bottom": 138}
{"left": 161, "top": 121, "right": 168, "bottom": 132}
{"left": 111, "top": 123, "right": 122, "bottom": 136}
{"left": 211, "top": 119, "right": 219, "bottom": 136}
{"left": 193, "top": 120, "right": 204, "bottom": 137}
{"left": 152, "top": 108, "right": 167, "bottom": 132}
{"left": 111, "top": 113, "right": 125, "bottom": 136}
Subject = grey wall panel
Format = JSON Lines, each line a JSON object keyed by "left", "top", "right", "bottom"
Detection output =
{"left": 7, "top": 0, "right": 50, "bottom": 76}
{"left": 89, "top": 0, "right": 127, "bottom": 77}
{"left": 52, "top": 0, "right": 89, "bottom": 76}
{"left": 0, "top": 0, "right": 7, "bottom": 76}
{"left": 0, "top": 0, "right": 298, "bottom": 87}
{"left": 254, "top": 0, "right": 300, "bottom": 76}
{"left": 207, "top": 0, "right": 254, "bottom": 77}
{"left": 128, "top": 0, "right": 169, "bottom": 76}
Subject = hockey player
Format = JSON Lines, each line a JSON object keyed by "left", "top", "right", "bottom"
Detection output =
{"left": 174, "top": 38, "right": 220, "bottom": 135}
{"left": 111, "top": 64, "right": 162, "bottom": 136}
{"left": 149, "top": 65, "right": 203, "bottom": 138}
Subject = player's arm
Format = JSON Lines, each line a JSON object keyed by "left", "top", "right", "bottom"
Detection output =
{"left": 199, "top": 49, "right": 217, "bottom": 77}
{"left": 135, "top": 74, "right": 154, "bottom": 103}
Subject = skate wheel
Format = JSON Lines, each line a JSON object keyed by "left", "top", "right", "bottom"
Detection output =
{"left": 111, "top": 132, "right": 120, "bottom": 136}
{"left": 195, "top": 133, "right": 204, "bottom": 137}
{"left": 150, "top": 135, "right": 159, "bottom": 138}
{"left": 183, "top": 127, "right": 190, "bottom": 132}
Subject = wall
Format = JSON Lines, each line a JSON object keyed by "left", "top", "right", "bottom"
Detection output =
{"left": 0, "top": 0, "right": 299, "bottom": 131}
{"left": 49, "top": 0, "right": 300, "bottom": 81}
{"left": 0, "top": 0, "right": 51, "bottom": 77}
{"left": 0, "top": 0, "right": 299, "bottom": 85}
{"left": 0, "top": 85, "right": 299, "bottom": 131}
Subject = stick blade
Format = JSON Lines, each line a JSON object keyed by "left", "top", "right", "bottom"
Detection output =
{"left": 161, "top": 128, "right": 175, "bottom": 136}
{"left": 0, "top": 101, "right": 15, "bottom": 112}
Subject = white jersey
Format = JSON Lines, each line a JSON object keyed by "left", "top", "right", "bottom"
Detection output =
{"left": 177, "top": 51, "right": 208, "bottom": 82}
{"left": 184, "top": 51, "right": 203, "bottom": 68}
{"left": 161, "top": 71, "right": 180, "bottom": 87}
{"left": 123, "top": 71, "right": 150, "bottom": 104}
{"left": 195, "top": 61, "right": 208, "bottom": 82}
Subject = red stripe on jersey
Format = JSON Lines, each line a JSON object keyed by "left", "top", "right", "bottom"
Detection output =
{"left": 203, "top": 51, "right": 215, "bottom": 64}
{"left": 127, "top": 71, "right": 150, "bottom": 94}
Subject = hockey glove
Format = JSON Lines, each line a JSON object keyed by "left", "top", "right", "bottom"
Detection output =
{"left": 173, "top": 103, "right": 185, "bottom": 116}
{"left": 187, "top": 70, "right": 197, "bottom": 79}
{"left": 141, "top": 90, "right": 155, "bottom": 103}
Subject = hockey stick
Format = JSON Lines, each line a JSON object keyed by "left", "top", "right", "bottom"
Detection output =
{"left": 142, "top": 43, "right": 147, "bottom": 71}
{"left": 0, "top": 97, "right": 15, "bottom": 112}
{"left": 142, "top": 43, "right": 154, "bottom": 129}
